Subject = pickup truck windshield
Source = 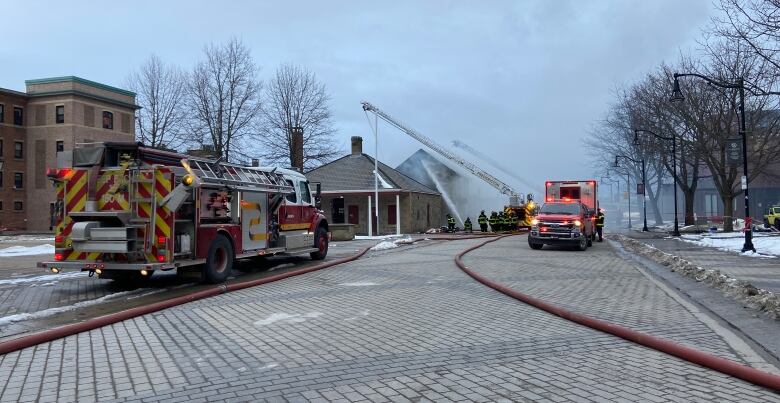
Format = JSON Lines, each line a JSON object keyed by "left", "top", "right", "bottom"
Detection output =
{"left": 539, "top": 203, "right": 580, "bottom": 215}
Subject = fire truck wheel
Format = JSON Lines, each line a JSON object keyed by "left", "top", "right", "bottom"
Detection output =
{"left": 310, "top": 227, "right": 329, "bottom": 260}
{"left": 204, "top": 234, "right": 234, "bottom": 283}
{"left": 577, "top": 236, "right": 588, "bottom": 251}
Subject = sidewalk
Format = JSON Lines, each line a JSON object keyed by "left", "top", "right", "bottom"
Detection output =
{"left": 621, "top": 231, "right": 780, "bottom": 294}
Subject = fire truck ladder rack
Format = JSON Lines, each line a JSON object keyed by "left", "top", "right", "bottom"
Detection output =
{"left": 361, "top": 101, "right": 521, "bottom": 201}
{"left": 185, "top": 157, "right": 294, "bottom": 193}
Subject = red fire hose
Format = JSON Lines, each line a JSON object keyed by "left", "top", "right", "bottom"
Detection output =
{"left": 455, "top": 236, "right": 780, "bottom": 392}
{"left": 0, "top": 245, "right": 373, "bottom": 355}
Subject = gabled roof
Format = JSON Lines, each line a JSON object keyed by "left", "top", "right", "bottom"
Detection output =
{"left": 306, "top": 153, "right": 439, "bottom": 194}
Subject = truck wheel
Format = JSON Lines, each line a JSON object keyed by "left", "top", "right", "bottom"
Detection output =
{"left": 577, "top": 236, "right": 588, "bottom": 251}
{"left": 528, "top": 237, "right": 543, "bottom": 250}
{"left": 310, "top": 227, "right": 329, "bottom": 260}
{"left": 204, "top": 234, "right": 233, "bottom": 283}
{"left": 586, "top": 234, "right": 593, "bottom": 247}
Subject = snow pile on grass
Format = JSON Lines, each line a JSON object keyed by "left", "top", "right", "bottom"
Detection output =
{"left": 680, "top": 233, "right": 780, "bottom": 258}
{"left": 355, "top": 235, "right": 398, "bottom": 240}
{"left": 614, "top": 235, "right": 780, "bottom": 319}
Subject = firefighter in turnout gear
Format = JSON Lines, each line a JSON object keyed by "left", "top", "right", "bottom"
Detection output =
{"left": 447, "top": 214, "right": 456, "bottom": 232}
{"left": 478, "top": 211, "right": 488, "bottom": 232}
{"left": 497, "top": 211, "right": 506, "bottom": 232}
{"left": 488, "top": 211, "right": 499, "bottom": 232}
{"left": 596, "top": 208, "right": 605, "bottom": 242}
{"left": 464, "top": 217, "right": 473, "bottom": 233}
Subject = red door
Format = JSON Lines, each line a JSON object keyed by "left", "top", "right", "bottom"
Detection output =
{"left": 348, "top": 205, "right": 359, "bottom": 225}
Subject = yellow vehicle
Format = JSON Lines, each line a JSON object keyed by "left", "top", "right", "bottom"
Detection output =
{"left": 764, "top": 206, "right": 780, "bottom": 230}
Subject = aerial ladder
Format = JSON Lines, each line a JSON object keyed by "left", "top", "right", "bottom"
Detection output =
{"left": 361, "top": 101, "right": 527, "bottom": 206}
{"left": 451, "top": 140, "right": 541, "bottom": 195}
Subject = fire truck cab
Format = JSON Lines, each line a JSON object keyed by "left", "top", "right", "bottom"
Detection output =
{"left": 38, "top": 142, "right": 329, "bottom": 284}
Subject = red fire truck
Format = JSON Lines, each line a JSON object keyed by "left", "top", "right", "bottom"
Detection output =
{"left": 38, "top": 142, "right": 329, "bottom": 284}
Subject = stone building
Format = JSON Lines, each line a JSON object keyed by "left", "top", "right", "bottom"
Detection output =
{"left": 0, "top": 76, "right": 138, "bottom": 231}
{"left": 306, "top": 136, "right": 442, "bottom": 235}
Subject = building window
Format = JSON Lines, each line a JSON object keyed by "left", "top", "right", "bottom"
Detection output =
{"left": 0, "top": 171, "right": 3, "bottom": 188}
{"left": 56, "top": 105, "right": 65, "bottom": 124}
{"left": 14, "top": 141, "right": 23, "bottom": 159}
{"left": 0, "top": 201, "right": 3, "bottom": 210}
{"left": 56, "top": 140, "right": 64, "bottom": 152}
{"left": 0, "top": 104, "right": 4, "bottom": 123}
{"left": 102, "top": 111, "right": 113, "bottom": 130}
{"left": 14, "top": 172, "right": 22, "bottom": 189}
{"left": 13, "top": 201, "right": 23, "bottom": 211}
{"left": 0, "top": 139, "right": 3, "bottom": 156}
{"left": 13, "top": 107, "right": 23, "bottom": 126}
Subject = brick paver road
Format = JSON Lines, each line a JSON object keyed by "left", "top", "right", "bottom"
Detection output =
{"left": 1, "top": 238, "right": 778, "bottom": 402}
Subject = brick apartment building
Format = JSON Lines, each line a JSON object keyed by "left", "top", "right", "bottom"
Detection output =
{"left": 0, "top": 76, "right": 138, "bottom": 232}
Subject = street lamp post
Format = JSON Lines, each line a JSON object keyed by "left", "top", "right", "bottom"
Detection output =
{"left": 614, "top": 155, "right": 647, "bottom": 231}
{"left": 634, "top": 129, "right": 681, "bottom": 237}
{"left": 672, "top": 73, "right": 754, "bottom": 252}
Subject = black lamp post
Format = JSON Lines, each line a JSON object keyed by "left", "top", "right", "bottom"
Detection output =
{"left": 614, "top": 155, "right": 647, "bottom": 231}
{"left": 672, "top": 73, "right": 754, "bottom": 252}
{"left": 634, "top": 129, "right": 681, "bottom": 237}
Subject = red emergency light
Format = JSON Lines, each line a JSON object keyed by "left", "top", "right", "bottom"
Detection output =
{"left": 157, "top": 236, "right": 166, "bottom": 245}
{"left": 157, "top": 255, "right": 166, "bottom": 263}
{"left": 54, "top": 253, "right": 65, "bottom": 261}
{"left": 546, "top": 197, "right": 553, "bottom": 202}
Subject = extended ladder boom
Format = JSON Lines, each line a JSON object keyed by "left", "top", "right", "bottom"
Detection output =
{"left": 361, "top": 101, "right": 519, "bottom": 198}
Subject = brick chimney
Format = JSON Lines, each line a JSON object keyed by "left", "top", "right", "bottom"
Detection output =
{"left": 351, "top": 136, "right": 363, "bottom": 155}
{"left": 290, "top": 126, "right": 304, "bottom": 172}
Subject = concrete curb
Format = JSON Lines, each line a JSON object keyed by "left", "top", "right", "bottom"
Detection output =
{"left": 454, "top": 235, "right": 780, "bottom": 392}
{"left": 0, "top": 246, "right": 373, "bottom": 356}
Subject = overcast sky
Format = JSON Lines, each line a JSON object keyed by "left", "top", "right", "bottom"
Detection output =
{"left": 1, "top": 0, "right": 712, "bottom": 199}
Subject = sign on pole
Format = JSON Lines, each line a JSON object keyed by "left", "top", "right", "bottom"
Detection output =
{"left": 636, "top": 183, "right": 645, "bottom": 195}
{"left": 726, "top": 138, "right": 742, "bottom": 166}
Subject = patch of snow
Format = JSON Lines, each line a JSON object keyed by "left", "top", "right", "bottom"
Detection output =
{"left": 371, "top": 241, "right": 399, "bottom": 251}
{"left": 0, "top": 289, "right": 146, "bottom": 327}
{"left": 0, "top": 244, "right": 54, "bottom": 257}
{"left": 253, "top": 312, "right": 323, "bottom": 327}
{"left": 0, "top": 271, "right": 86, "bottom": 286}
{"left": 370, "top": 236, "right": 415, "bottom": 251}
{"left": 680, "top": 233, "right": 780, "bottom": 258}
{"left": 339, "top": 282, "right": 379, "bottom": 287}
{"left": 258, "top": 363, "right": 279, "bottom": 370}
{"left": 0, "top": 235, "right": 55, "bottom": 243}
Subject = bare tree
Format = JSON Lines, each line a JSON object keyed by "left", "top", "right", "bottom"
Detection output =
{"left": 631, "top": 61, "right": 705, "bottom": 226}
{"left": 585, "top": 85, "right": 666, "bottom": 225}
{"left": 711, "top": 0, "right": 780, "bottom": 94}
{"left": 188, "top": 38, "right": 263, "bottom": 162}
{"left": 679, "top": 39, "right": 780, "bottom": 231}
{"left": 258, "top": 64, "right": 340, "bottom": 170}
{"left": 125, "top": 55, "right": 187, "bottom": 150}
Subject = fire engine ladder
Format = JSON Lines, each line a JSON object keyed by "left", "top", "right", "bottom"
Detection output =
{"left": 184, "top": 157, "right": 294, "bottom": 193}
{"left": 361, "top": 101, "right": 522, "bottom": 204}
{"left": 127, "top": 168, "right": 156, "bottom": 256}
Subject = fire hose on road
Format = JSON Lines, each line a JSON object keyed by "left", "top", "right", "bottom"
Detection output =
{"left": 454, "top": 235, "right": 780, "bottom": 392}
{"left": 0, "top": 246, "right": 376, "bottom": 355}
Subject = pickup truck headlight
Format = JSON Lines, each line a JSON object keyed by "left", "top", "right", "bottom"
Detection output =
{"left": 574, "top": 220, "right": 582, "bottom": 227}
{"left": 531, "top": 218, "right": 539, "bottom": 225}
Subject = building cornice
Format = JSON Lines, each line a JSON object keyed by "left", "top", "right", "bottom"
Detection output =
{"left": 26, "top": 90, "right": 141, "bottom": 110}
{"left": 25, "top": 76, "right": 136, "bottom": 97}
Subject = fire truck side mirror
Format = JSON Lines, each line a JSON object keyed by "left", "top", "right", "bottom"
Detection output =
{"left": 315, "top": 183, "right": 322, "bottom": 210}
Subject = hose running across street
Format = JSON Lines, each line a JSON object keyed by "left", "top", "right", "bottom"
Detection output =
{"left": 454, "top": 235, "right": 780, "bottom": 392}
